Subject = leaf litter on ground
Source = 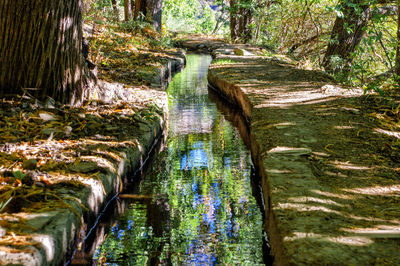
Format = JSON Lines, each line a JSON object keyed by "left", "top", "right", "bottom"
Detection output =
{"left": 0, "top": 21, "right": 178, "bottom": 241}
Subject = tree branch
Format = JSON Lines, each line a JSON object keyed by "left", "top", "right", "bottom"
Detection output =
{"left": 289, "top": 31, "right": 330, "bottom": 53}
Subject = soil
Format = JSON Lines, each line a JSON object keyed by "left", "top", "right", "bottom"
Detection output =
{"left": 179, "top": 35, "right": 400, "bottom": 265}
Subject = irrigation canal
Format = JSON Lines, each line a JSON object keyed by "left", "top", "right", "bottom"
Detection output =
{"left": 73, "top": 54, "right": 268, "bottom": 265}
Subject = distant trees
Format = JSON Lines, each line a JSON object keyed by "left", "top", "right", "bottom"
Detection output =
{"left": 0, "top": 0, "right": 91, "bottom": 106}
{"left": 322, "top": 0, "right": 400, "bottom": 83}
{"left": 163, "top": 0, "right": 218, "bottom": 33}
{"left": 124, "top": 0, "right": 133, "bottom": 21}
{"left": 229, "top": 0, "right": 254, "bottom": 43}
{"left": 2, "top": 0, "right": 400, "bottom": 103}
{"left": 228, "top": 0, "right": 275, "bottom": 43}
{"left": 111, "top": 0, "right": 119, "bottom": 20}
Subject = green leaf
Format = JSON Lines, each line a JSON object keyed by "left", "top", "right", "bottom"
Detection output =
{"left": 0, "top": 197, "right": 12, "bottom": 212}
{"left": 13, "top": 170, "right": 25, "bottom": 179}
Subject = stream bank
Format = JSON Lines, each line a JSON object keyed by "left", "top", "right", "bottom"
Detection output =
{"left": 179, "top": 36, "right": 400, "bottom": 265}
{"left": 0, "top": 36, "right": 185, "bottom": 265}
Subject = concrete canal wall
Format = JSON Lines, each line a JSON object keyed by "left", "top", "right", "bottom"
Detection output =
{"left": 0, "top": 55, "right": 185, "bottom": 265}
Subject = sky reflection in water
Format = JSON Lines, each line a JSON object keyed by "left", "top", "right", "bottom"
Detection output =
{"left": 94, "top": 54, "right": 264, "bottom": 265}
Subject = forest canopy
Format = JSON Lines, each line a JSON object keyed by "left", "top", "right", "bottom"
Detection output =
{"left": 85, "top": 0, "right": 400, "bottom": 96}
{"left": 1, "top": 0, "right": 400, "bottom": 104}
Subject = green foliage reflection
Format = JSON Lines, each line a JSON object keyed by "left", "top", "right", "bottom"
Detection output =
{"left": 94, "top": 55, "right": 264, "bottom": 265}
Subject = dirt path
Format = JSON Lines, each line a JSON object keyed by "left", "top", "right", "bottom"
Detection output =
{"left": 179, "top": 36, "right": 400, "bottom": 265}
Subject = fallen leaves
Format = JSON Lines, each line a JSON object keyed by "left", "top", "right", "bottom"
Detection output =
{"left": 0, "top": 19, "right": 172, "bottom": 247}
{"left": 0, "top": 95, "right": 163, "bottom": 220}
{"left": 88, "top": 22, "right": 178, "bottom": 87}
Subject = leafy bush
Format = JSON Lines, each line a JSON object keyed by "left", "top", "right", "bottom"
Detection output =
{"left": 163, "top": 0, "right": 220, "bottom": 34}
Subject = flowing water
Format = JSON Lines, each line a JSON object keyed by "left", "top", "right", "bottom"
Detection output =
{"left": 93, "top": 54, "right": 266, "bottom": 265}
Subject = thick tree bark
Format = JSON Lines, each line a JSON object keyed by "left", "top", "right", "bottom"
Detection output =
{"left": 148, "top": 0, "right": 163, "bottom": 32}
{"left": 111, "top": 0, "right": 119, "bottom": 21}
{"left": 134, "top": 0, "right": 162, "bottom": 32}
{"left": 124, "top": 0, "right": 132, "bottom": 21}
{"left": 323, "top": 0, "right": 370, "bottom": 73}
{"left": 0, "top": 0, "right": 88, "bottom": 105}
{"left": 134, "top": 0, "right": 147, "bottom": 19}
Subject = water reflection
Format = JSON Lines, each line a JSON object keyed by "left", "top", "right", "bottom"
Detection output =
{"left": 94, "top": 54, "right": 264, "bottom": 265}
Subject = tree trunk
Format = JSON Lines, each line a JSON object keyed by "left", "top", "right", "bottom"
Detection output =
{"left": 253, "top": 15, "right": 264, "bottom": 43}
{"left": 134, "top": 0, "right": 162, "bottom": 32}
{"left": 230, "top": 0, "right": 240, "bottom": 42}
{"left": 289, "top": 32, "right": 330, "bottom": 53}
{"left": 0, "top": 0, "right": 88, "bottom": 106}
{"left": 253, "top": 1, "right": 271, "bottom": 43}
{"left": 212, "top": 12, "right": 226, "bottom": 34}
{"left": 111, "top": 0, "right": 119, "bottom": 21}
{"left": 323, "top": 0, "right": 370, "bottom": 73}
{"left": 124, "top": 0, "right": 132, "bottom": 21}
{"left": 148, "top": 0, "right": 162, "bottom": 32}
{"left": 130, "top": 0, "right": 135, "bottom": 18}
{"left": 134, "top": 0, "right": 147, "bottom": 19}
{"left": 238, "top": 7, "right": 253, "bottom": 43}
{"left": 212, "top": 2, "right": 227, "bottom": 35}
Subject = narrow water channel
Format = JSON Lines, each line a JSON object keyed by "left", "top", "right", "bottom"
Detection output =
{"left": 93, "top": 54, "right": 265, "bottom": 265}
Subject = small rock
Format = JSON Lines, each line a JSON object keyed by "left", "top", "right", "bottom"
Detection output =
{"left": 39, "top": 111, "right": 58, "bottom": 122}
{"left": 23, "top": 159, "right": 38, "bottom": 170}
